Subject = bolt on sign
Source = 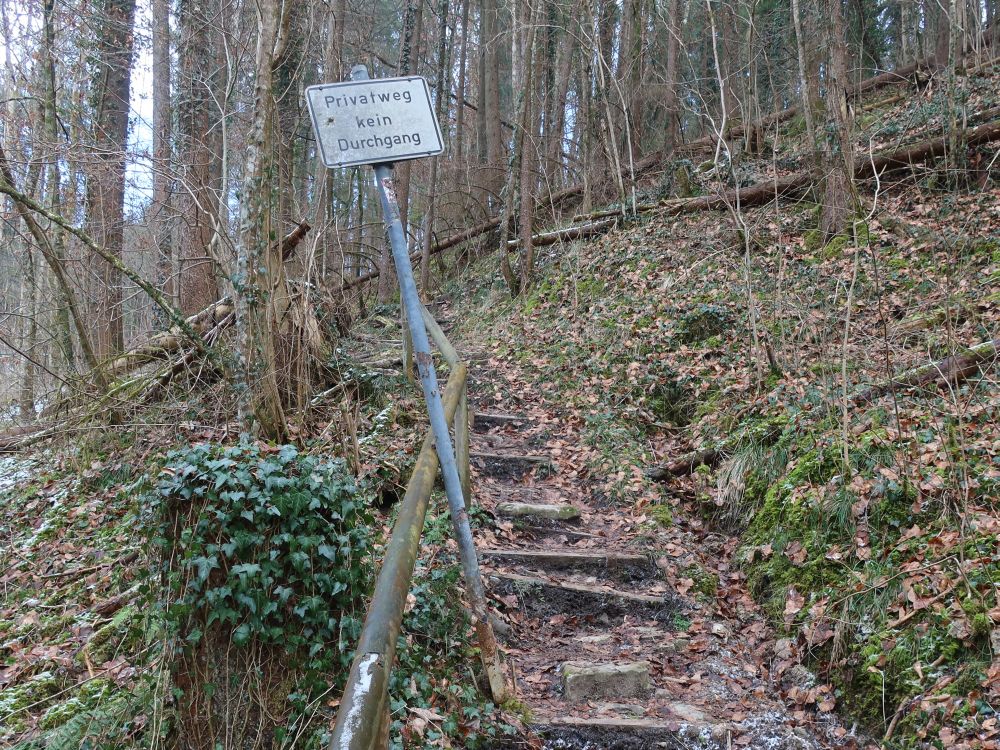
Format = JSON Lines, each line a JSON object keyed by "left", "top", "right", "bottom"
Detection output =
{"left": 306, "top": 76, "right": 444, "bottom": 168}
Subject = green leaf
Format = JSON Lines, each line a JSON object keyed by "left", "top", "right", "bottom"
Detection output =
{"left": 233, "top": 623, "right": 251, "bottom": 645}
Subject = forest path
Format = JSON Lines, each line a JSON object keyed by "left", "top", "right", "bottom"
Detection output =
{"left": 463, "top": 351, "right": 870, "bottom": 749}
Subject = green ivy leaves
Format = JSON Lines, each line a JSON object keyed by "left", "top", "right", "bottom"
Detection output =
{"left": 147, "top": 439, "right": 374, "bottom": 687}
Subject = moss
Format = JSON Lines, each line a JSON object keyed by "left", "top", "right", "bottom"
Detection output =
{"left": 650, "top": 504, "right": 673, "bottom": 527}
{"left": 0, "top": 671, "right": 62, "bottom": 734}
{"left": 677, "top": 304, "right": 734, "bottom": 344}
{"left": 681, "top": 563, "right": 719, "bottom": 599}
{"left": 803, "top": 228, "right": 823, "bottom": 253}
{"left": 743, "top": 445, "right": 846, "bottom": 623}
{"left": 971, "top": 612, "right": 990, "bottom": 638}
{"left": 76, "top": 605, "right": 141, "bottom": 667}
{"left": 39, "top": 679, "right": 114, "bottom": 730}
{"left": 786, "top": 114, "right": 807, "bottom": 137}
{"left": 963, "top": 237, "right": 1000, "bottom": 259}
{"left": 821, "top": 233, "right": 852, "bottom": 259}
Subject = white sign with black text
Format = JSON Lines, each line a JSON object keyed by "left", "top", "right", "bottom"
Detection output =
{"left": 306, "top": 76, "right": 444, "bottom": 168}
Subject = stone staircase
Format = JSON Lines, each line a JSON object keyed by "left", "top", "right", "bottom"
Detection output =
{"left": 469, "top": 409, "right": 841, "bottom": 750}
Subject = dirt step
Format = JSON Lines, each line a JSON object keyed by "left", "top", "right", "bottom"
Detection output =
{"left": 495, "top": 501, "right": 579, "bottom": 520}
{"left": 473, "top": 412, "right": 531, "bottom": 430}
{"left": 489, "top": 571, "right": 678, "bottom": 624}
{"left": 472, "top": 451, "right": 552, "bottom": 478}
{"left": 533, "top": 717, "right": 729, "bottom": 750}
{"left": 481, "top": 548, "right": 654, "bottom": 579}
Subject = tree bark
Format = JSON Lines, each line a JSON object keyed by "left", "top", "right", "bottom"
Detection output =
{"left": 87, "top": 0, "right": 135, "bottom": 358}
{"left": 177, "top": 0, "right": 223, "bottom": 315}
{"left": 819, "top": 0, "right": 857, "bottom": 240}
{"left": 234, "top": 0, "right": 295, "bottom": 441}
{"left": 151, "top": 0, "right": 173, "bottom": 328}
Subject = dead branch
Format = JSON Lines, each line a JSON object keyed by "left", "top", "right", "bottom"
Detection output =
{"left": 660, "top": 116, "right": 1000, "bottom": 217}
{"left": 106, "top": 220, "right": 311, "bottom": 379}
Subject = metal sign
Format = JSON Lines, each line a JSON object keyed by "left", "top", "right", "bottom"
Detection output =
{"left": 306, "top": 76, "right": 444, "bottom": 168}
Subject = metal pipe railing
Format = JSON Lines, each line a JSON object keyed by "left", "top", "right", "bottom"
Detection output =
{"left": 330, "top": 67, "right": 507, "bottom": 750}
{"left": 330, "top": 362, "right": 469, "bottom": 750}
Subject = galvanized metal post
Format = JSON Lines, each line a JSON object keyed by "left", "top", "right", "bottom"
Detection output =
{"left": 352, "top": 64, "right": 506, "bottom": 703}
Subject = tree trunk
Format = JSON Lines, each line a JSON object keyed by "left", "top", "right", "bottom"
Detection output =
{"left": 619, "top": 0, "right": 644, "bottom": 155}
{"left": 545, "top": 27, "right": 574, "bottom": 187}
{"left": 480, "top": 0, "right": 505, "bottom": 204}
{"left": 420, "top": 0, "right": 450, "bottom": 293}
{"left": 177, "top": 0, "right": 223, "bottom": 315}
{"left": 518, "top": 0, "right": 541, "bottom": 290}
{"left": 663, "top": 0, "right": 682, "bottom": 150}
{"left": 819, "top": 0, "right": 857, "bottom": 240}
{"left": 41, "top": 0, "right": 92, "bottom": 372}
{"left": 87, "top": 0, "right": 135, "bottom": 359}
{"left": 234, "top": 0, "right": 292, "bottom": 442}
{"left": 791, "top": 0, "right": 818, "bottom": 162}
{"left": 151, "top": 0, "right": 173, "bottom": 329}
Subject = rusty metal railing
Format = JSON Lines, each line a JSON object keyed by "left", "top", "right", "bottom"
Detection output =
{"left": 328, "top": 303, "right": 505, "bottom": 750}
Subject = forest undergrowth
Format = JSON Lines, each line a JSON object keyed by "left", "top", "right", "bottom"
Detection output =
{"left": 0, "top": 378, "right": 518, "bottom": 747}
{"left": 1, "top": 57, "right": 999, "bottom": 750}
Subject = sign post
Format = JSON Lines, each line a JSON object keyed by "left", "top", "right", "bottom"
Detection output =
{"left": 310, "top": 64, "right": 508, "bottom": 723}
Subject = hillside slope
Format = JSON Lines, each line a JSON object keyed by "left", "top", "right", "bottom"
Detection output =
{"left": 447, "top": 84, "right": 1000, "bottom": 747}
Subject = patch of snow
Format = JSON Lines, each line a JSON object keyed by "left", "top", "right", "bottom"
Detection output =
{"left": 0, "top": 455, "right": 36, "bottom": 497}
{"left": 737, "top": 710, "right": 819, "bottom": 750}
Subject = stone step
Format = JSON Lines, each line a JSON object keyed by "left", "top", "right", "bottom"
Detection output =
{"left": 481, "top": 548, "right": 654, "bottom": 579}
{"left": 496, "top": 502, "right": 579, "bottom": 521}
{"left": 562, "top": 661, "right": 652, "bottom": 702}
{"left": 473, "top": 411, "right": 531, "bottom": 430}
{"left": 472, "top": 452, "right": 552, "bottom": 478}
{"left": 488, "top": 571, "right": 677, "bottom": 624}
{"left": 533, "top": 717, "right": 730, "bottom": 750}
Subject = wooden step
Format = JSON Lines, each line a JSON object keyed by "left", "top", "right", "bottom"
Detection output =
{"left": 481, "top": 548, "right": 653, "bottom": 578}
{"left": 488, "top": 571, "right": 677, "bottom": 624}
{"left": 472, "top": 451, "right": 552, "bottom": 478}
{"left": 495, "top": 502, "right": 579, "bottom": 521}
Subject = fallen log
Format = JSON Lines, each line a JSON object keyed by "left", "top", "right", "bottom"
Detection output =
{"left": 359, "top": 116, "right": 1000, "bottom": 303}
{"left": 647, "top": 338, "right": 999, "bottom": 480}
{"left": 341, "top": 216, "right": 502, "bottom": 291}
{"left": 658, "top": 116, "right": 1000, "bottom": 217}
{"left": 676, "top": 38, "right": 999, "bottom": 155}
{"left": 854, "top": 338, "right": 1000, "bottom": 405}
{"left": 505, "top": 218, "right": 618, "bottom": 248}
{"left": 646, "top": 447, "right": 725, "bottom": 480}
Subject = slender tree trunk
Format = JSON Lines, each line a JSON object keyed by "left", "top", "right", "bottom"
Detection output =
{"left": 619, "top": 0, "right": 644, "bottom": 155}
{"left": 518, "top": 0, "right": 541, "bottom": 289}
{"left": 545, "top": 29, "right": 574, "bottom": 186}
{"left": 235, "top": 0, "right": 292, "bottom": 441}
{"left": 454, "top": 0, "right": 470, "bottom": 163}
{"left": 791, "top": 0, "right": 818, "bottom": 161}
{"left": 482, "top": 0, "right": 504, "bottom": 203}
{"left": 663, "top": 0, "right": 682, "bottom": 150}
{"left": 151, "top": 0, "right": 173, "bottom": 329}
{"left": 420, "top": 0, "right": 450, "bottom": 293}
